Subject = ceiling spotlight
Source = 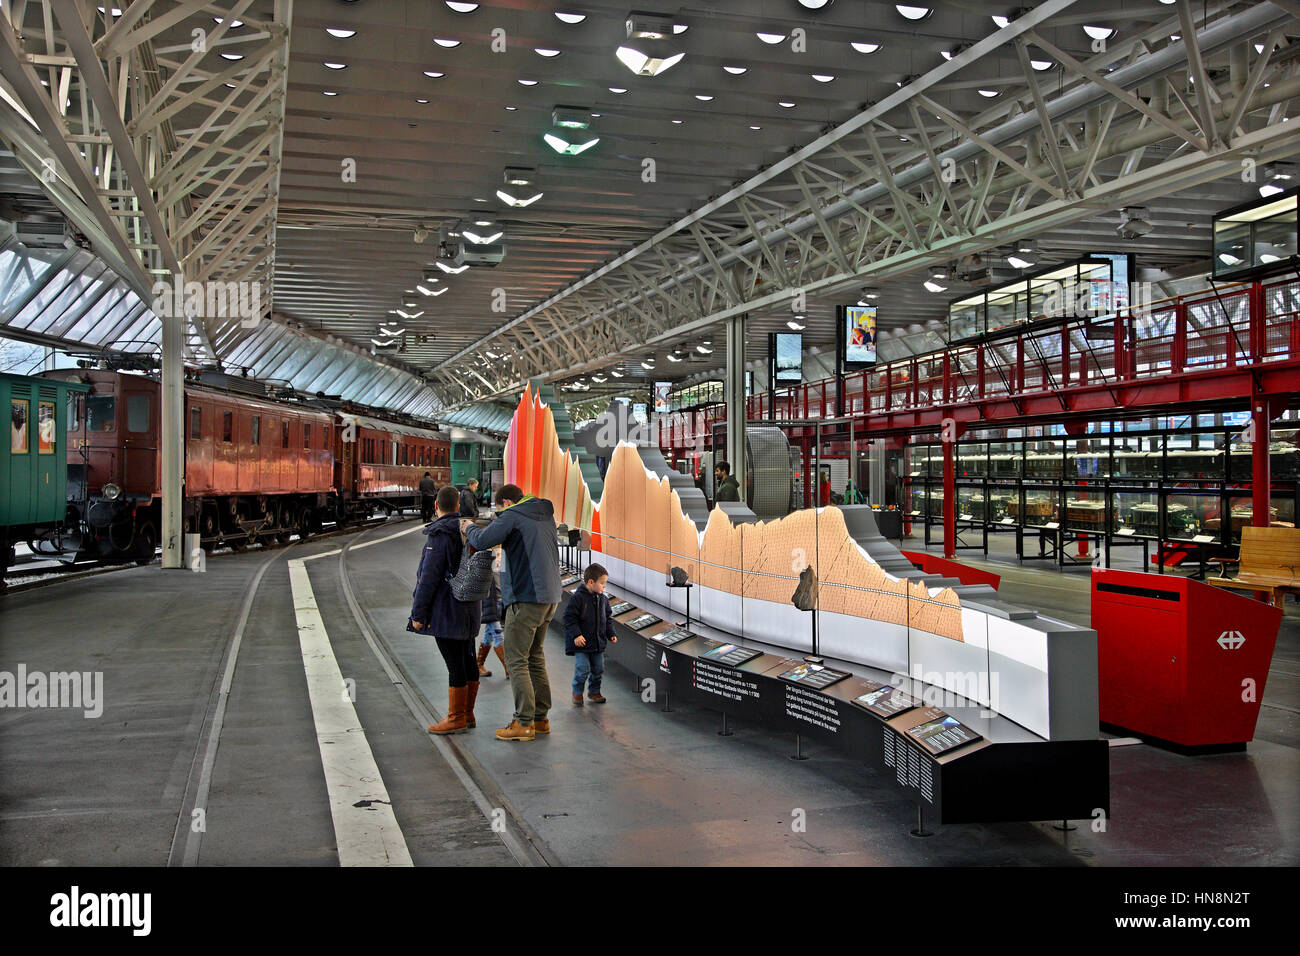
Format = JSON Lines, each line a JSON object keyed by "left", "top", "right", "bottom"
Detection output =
{"left": 517, "top": 77, "right": 538, "bottom": 86}
{"left": 1117, "top": 207, "right": 1153, "bottom": 239}
{"left": 220, "top": 53, "right": 243, "bottom": 60}
{"left": 436, "top": 261, "right": 470, "bottom": 274}
{"left": 694, "top": 93, "right": 714, "bottom": 101}
{"left": 666, "top": 352, "right": 683, "bottom": 362}
{"left": 778, "top": 100, "right": 796, "bottom": 108}
{"left": 617, "top": 12, "right": 686, "bottom": 76}
{"left": 321, "top": 90, "right": 339, "bottom": 96}
{"left": 394, "top": 309, "right": 424, "bottom": 319}
{"left": 403, "top": 296, "right": 418, "bottom": 309}
{"left": 422, "top": 271, "right": 441, "bottom": 284}
{"left": 992, "top": 15, "right": 1010, "bottom": 28}
{"left": 424, "top": 71, "right": 445, "bottom": 78}
{"left": 895, "top": 5, "right": 931, "bottom": 19}
{"left": 641, "top": 361, "right": 655, "bottom": 370}
{"left": 609, "top": 86, "right": 628, "bottom": 93}
{"left": 1083, "top": 25, "right": 1115, "bottom": 40}
{"left": 463, "top": 227, "right": 503, "bottom": 245}
{"left": 379, "top": 326, "right": 405, "bottom": 337}
{"left": 498, "top": 167, "right": 543, "bottom": 207}
{"left": 434, "top": 38, "right": 461, "bottom": 48}
{"left": 696, "top": 344, "right": 713, "bottom": 354}
{"left": 326, "top": 28, "right": 356, "bottom": 38}
{"left": 445, "top": 1, "right": 479, "bottom": 11}
{"left": 611, "top": 369, "right": 625, "bottom": 377}
{"left": 1031, "top": 59, "right": 1052, "bottom": 71}
{"left": 417, "top": 284, "right": 447, "bottom": 296}
{"left": 535, "top": 48, "right": 562, "bottom": 57}
{"left": 591, "top": 374, "right": 608, "bottom": 383}
{"left": 811, "top": 73, "right": 835, "bottom": 83}
{"left": 787, "top": 320, "right": 806, "bottom": 331}
{"left": 723, "top": 65, "right": 747, "bottom": 75}
{"left": 798, "top": 0, "right": 834, "bottom": 8}
{"left": 851, "top": 41, "right": 881, "bottom": 54}
{"left": 544, "top": 106, "right": 599, "bottom": 155}
{"left": 923, "top": 279, "right": 948, "bottom": 293}
{"left": 978, "top": 88, "right": 1000, "bottom": 97}
{"left": 372, "top": 338, "right": 396, "bottom": 348}
{"left": 757, "top": 31, "right": 786, "bottom": 44}
{"left": 414, "top": 226, "right": 430, "bottom": 243}
{"left": 859, "top": 286, "right": 881, "bottom": 301}
{"left": 556, "top": 12, "right": 586, "bottom": 24}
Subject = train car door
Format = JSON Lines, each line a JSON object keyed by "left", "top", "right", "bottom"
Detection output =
{"left": 121, "top": 382, "right": 157, "bottom": 497}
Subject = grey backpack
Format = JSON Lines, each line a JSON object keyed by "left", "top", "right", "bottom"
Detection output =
{"left": 447, "top": 546, "right": 495, "bottom": 602}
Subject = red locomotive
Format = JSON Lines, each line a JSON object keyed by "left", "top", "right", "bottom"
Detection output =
{"left": 41, "top": 368, "right": 450, "bottom": 561}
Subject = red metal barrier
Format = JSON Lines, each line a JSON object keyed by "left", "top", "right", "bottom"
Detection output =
{"left": 901, "top": 551, "right": 1001, "bottom": 590}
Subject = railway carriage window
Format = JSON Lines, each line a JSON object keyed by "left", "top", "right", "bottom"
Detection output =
{"left": 222, "top": 411, "right": 233, "bottom": 443}
{"left": 303, "top": 423, "right": 310, "bottom": 449}
{"left": 127, "top": 394, "right": 151, "bottom": 433}
{"left": 282, "top": 420, "right": 290, "bottom": 449}
{"left": 87, "top": 396, "right": 115, "bottom": 431}
{"left": 189, "top": 406, "right": 201, "bottom": 439}
{"left": 68, "top": 393, "right": 83, "bottom": 431}
{"left": 251, "top": 416, "right": 260, "bottom": 446}
{"left": 38, "top": 400, "right": 55, "bottom": 453}
{"left": 10, "top": 398, "right": 29, "bottom": 453}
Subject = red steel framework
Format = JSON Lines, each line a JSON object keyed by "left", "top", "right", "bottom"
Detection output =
{"left": 659, "top": 277, "right": 1300, "bottom": 558}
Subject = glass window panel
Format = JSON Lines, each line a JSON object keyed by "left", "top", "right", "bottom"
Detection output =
{"left": 127, "top": 394, "right": 150, "bottom": 433}
{"left": 222, "top": 411, "right": 233, "bottom": 443}
{"left": 1165, "top": 433, "right": 1223, "bottom": 479}
{"left": 190, "top": 406, "right": 201, "bottom": 439}
{"left": 1113, "top": 491, "right": 1160, "bottom": 536}
{"left": 87, "top": 396, "right": 115, "bottom": 431}
{"left": 1165, "top": 493, "right": 1211, "bottom": 540}
{"left": 1025, "top": 439, "right": 1062, "bottom": 479}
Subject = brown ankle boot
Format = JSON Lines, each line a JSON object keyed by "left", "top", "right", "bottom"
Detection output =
{"left": 476, "top": 644, "right": 492, "bottom": 677}
{"left": 493, "top": 644, "right": 508, "bottom": 677}
{"left": 429, "top": 686, "right": 469, "bottom": 735}
{"left": 465, "top": 681, "right": 479, "bottom": 729}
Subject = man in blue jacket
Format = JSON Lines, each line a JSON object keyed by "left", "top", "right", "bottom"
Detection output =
{"left": 465, "top": 483, "right": 560, "bottom": 741}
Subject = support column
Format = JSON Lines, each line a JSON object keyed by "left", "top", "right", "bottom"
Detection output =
{"left": 943, "top": 436, "right": 956, "bottom": 559}
{"left": 726, "top": 312, "right": 748, "bottom": 496}
{"left": 1251, "top": 397, "right": 1271, "bottom": 529}
{"left": 160, "top": 291, "right": 185, "bottom": 569}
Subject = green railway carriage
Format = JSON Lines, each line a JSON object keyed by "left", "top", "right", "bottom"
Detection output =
{"left": 1, "top": 371, "right": 88, "bottom": 574}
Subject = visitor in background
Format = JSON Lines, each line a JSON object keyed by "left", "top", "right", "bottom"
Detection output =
{"left": 419, "top": 471, "right": 437, "bottom": 522}
{"left": 818, "top": 469, "right": 832, "bottom": 507}
{"left": 459, "top": 478, "right": 480, "bottom": 518}
{"left": 713, "top": 460, "right": 740, "bottom": 503}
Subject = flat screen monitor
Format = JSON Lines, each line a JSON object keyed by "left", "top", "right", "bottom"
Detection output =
{"left": 631, "top": 403, "right": 648, "bottom": 424}
{"left": 842, "top": 304, "right": 878, "bottom": 366}
{"left": 653, "top": 381, "right": 671, "bottom": 414}
{"left": 774, "top": 332, "right": 802, "bottom": 384}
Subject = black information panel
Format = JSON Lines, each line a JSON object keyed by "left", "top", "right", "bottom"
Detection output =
{"left": 608, "top": 601, "right": 636, "bottom": 616}
{"left": 625, "top": 613, "right": 662, "bottom": 631}
{"left": 689, "top": 657, "right": 764, "bottom": 717}
{"left": 779, "top": 662, "right": 851, "bottom": 690}
{"left": 780, "top": 682, "right": 848, "bottom": 737}
{"left": 851, "top": 681, "right": 920, "bottom": 719}
{"left": 698, "top": 642, "right": 763, "bottom": 667}
{"left": 906, "top": 707, "right": 984, "bottom": 755}
{"left": 650, "top": 626, "right": 694, "bottom": 647}
{"left": 560, "top": 574, "right": 582, "bottom": 587}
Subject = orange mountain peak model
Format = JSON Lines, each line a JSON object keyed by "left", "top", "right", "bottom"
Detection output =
{"left": 504, "top": 387, "right": 964, "bottom": 642}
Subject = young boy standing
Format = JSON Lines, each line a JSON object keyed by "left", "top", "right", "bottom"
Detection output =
{"left": 563, "top": 563, "right": 617, "bottom": 706}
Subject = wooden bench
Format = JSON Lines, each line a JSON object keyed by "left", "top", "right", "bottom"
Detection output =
{"left": 1206, "top": 526, "right": 1300, "bottom": 607}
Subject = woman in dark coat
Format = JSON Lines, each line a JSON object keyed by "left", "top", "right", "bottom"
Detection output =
{"left": 410, "top": 485, "right": 483, "bottom": 734}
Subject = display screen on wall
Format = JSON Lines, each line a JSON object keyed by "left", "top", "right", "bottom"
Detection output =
{"left": 631, "top": 403, "right": 648, "bottom": 424}
{"left": 653, "top": 381, "right": 671, "bottom": 414}
{"left": 774, "top": 333, "right": 802, "bottom": 383}
{"left": 843, "top": 304, "right": 878, "bottom": 365}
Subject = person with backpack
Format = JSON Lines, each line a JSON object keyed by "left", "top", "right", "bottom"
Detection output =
{"left": 410, "top": 485, "right": 484, "bottom": 734}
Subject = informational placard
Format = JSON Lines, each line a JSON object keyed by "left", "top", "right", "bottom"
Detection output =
{"left": 691, "top": 658, "right": 762, "bottom": 709}
{"left": 608, "top": 601, "right": 635, "bottom": 616}
{"left": 698, "top": 642, "right": 762, "bottom": 667}
{"left": 905, "top": 708, "right": 984, "bottom": 755}
{"left": 779, "top": 661, "right": 850, "bottom": 689}
{"left": 625, "top": 613, "right": 662, "bottom": 631}
{"left": 650, "top": 626, "right": 693, "bottom": 647}
{"left": 852, "top": 681, "right": 919, "bottom": 718}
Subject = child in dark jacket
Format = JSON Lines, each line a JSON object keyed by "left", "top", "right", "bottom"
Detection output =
{"left": 476, "top": 550, "right": 507, "bottom": 678}
{"left": 563, "top": 563, "right": 616, "bottom": 706}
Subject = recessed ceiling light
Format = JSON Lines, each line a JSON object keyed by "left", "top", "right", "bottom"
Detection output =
{"left": 895, "top": 5, "right": 931, "bottom": 19}
{"left": 923, "top": 279, "right": 947, "bottom": 293}
{"left": 608, "top": 87, "right": 628, "bottom": 93}
{"left": 1031, "top": 59, "right": 1052, "bottom": 70}
{"left": 555, "top": 11, "right": 586, "bottom": 23}
{"left": 757, "top": 32, "right": 786, "bottom": 44}
{"left": 851, "top": 41, "right": 881, "bottom": 54}
{"left": 324, "top": 61, "right": 346, "bottom": 69}
{"left": 220, "top": 53, "right": 243, "bottom": 60}
{"left": 416, "top": 97, "right": 429, "bottom": 104}
{"left": 811, "top": 73, "right": 834, "bottom": 83}
{"left": 445, "top": 1, "right": 479, "bottom": 11}
{"left": 750, "top": 125, "right": 761, "bottom": 130}
{"left": 424, "top": 71, "right": 445, "bottom": 78}
{"left": 1083, "top": 25, "right": 1115, "bottom": 40}
{"left": 322, "top": 90, "right": 338, "bottom": 96}
{"left": 518, "top": 78, "right": 538, "bottom": 86}
{"left": 723, "top": 65, "right": 747, "bottom": 75}
{"left": 778, "top": 100, "right": 796, "bottom": 108}
{"left": 326, "top": 28, "right": 356, "bottom": 38}
{"left": 535, "top": 47, "right": 562, "bottom": 57}
{"left": 505, "top": 105, "right": 518, "bottom": 110}
{"left": 695, "top": 93, "right": 714, "bottom": 101}
{"left": 434, "top": 38, "right": 461, "bottom": 48}
{"left": 671, "top": 119, "right": 683, "bottom": 124}
{"left": 978, "top": 88, "right": 999, "bottom": 97}
{"left": 787, "top": 320, "right": 805, "bottom": 330}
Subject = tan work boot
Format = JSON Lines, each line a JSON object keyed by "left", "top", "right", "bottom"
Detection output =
{"left": 476, "top": 644, "right": 492, "bottom": 677}
{"left": 533, "top": 717, "right": 550, "bottom": 735}
{"left": 493, "top": 644, "right": 508, "bottom": 677}
{"left": 495, "top": 720, "right": 535, "bottom": 742}
{"left": 572, "top": 693, "right": 584, "bottom": 707}
{"left": 464, "top": 680, "right": 479, "bottom": 729}
{"left": 429, "top": 686, "right": 469, "bottom": 735}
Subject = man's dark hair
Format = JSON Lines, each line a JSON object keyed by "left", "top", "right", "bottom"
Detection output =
{"left": 584, "top": 562, "right": 608, "bottom": 583}
{"left": 423, "top": 471, "right": 431, "bottom": 477}
{"left": 715, "top": 460, "right": 731, "bottom": 476}
{"left": 435, "top": 485, "right": 460, "bottom": 514}
{"left": 496, "top": 483, "right": 524, "bottom": 506}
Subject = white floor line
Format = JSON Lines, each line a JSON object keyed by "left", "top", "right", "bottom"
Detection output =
{"left": 287, "top": 559, "right": 413, "bottom": 867}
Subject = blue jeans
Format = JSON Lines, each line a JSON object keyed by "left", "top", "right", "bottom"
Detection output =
{"left": 573, "top": 650, "right": 604, "bottom": 695}
{"left": 479, "top": 621, "right": 504, "bottom": 648}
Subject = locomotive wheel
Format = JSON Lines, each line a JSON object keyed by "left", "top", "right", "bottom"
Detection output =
{"left": 133, "top": 523, "right": 157, "bottom": 565}
{"left": 297, "top": 508, "right": 313, "bottom": 541}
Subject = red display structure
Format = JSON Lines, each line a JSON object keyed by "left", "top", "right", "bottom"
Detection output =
{"left": 1091, "top": 569, "right": 1282, "bottom": 750}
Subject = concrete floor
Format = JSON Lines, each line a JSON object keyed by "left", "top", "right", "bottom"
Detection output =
{"left": 1, "top": 518, "right": 1296, "bottom": 866}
